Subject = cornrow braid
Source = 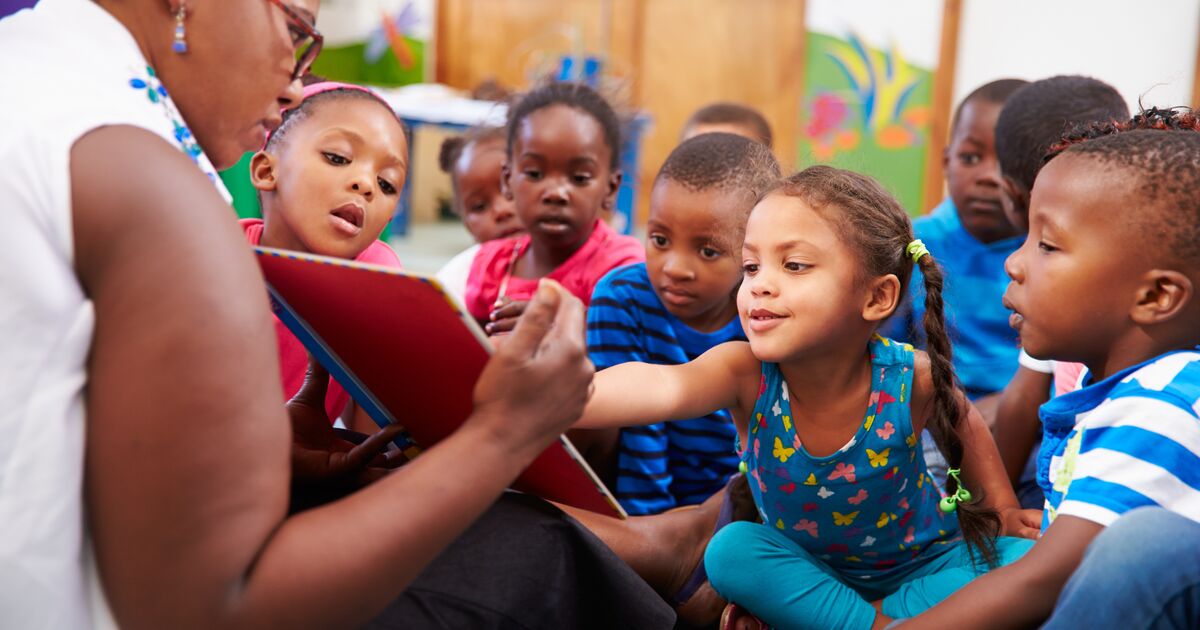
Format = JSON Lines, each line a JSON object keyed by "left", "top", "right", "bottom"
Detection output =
{"left": 264, "top": 86, "right": 406, "bottom": 152}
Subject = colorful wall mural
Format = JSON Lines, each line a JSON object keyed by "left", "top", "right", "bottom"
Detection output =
{"left": 799, "top": 0, "right": 944, "bottom": 216}
{"left": 310, "top": 0, "right": 432, "bottom": 87}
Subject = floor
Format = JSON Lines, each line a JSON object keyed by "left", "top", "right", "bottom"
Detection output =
{"left": 387, "top": 220, "right": 476, "bottom": 274}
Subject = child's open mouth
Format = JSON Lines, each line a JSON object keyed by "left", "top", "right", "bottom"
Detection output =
{"left": 329, "top": 203, "right": 365, "bottom": 237}
{"left": 747, "top": 308, "right": 786, "bottom": 333}
{"left": 1001, "top": 296, "right": 1023, "bottom": 331}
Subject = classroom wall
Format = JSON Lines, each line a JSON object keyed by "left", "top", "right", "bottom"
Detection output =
{"left": 432, "top": 0, "right": 1200, "bottom": 224}
{"left": 435, "top": 0, "right": 805, "bottom": 225}
{"left": 953, "top": 0, "right": 1200, "bottom": 113}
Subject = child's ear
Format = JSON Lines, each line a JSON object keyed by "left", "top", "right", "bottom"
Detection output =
{"left": 942, "top": 146, "right": 950, "bottom": 170}
{"left": 863, "top": 274, "right": 901, "bottom": 322}
{"left": 602, "top": 170, "right": 623, "bottom": 211}
{"left": 249, "top": 151, "right": 278, "bottom": 192}
{"left": 1131, "top": 269, "right": 1193, "bottom": 326}
{"left": 500, "top": 161, "right": 514, "bottom": 201}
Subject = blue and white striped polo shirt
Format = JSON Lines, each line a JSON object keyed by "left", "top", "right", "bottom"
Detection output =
{"left": 1039, "top": 348, "right": 1200, "bottom": 529}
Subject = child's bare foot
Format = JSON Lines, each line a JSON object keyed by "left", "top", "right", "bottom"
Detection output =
{"left": 675, "top": 581, "right": 726, "bottom": 627}
{"left": 562, "top": 475, "right": 757, "bottom": 627}
{"left": 644, "top": 475, "right": 758, "bottom": 626}
{"left": 661, "top": 494, "right": 726, "bottom": 625}
{"left": 720, "top": 602, "right": 767, "bottom": 630}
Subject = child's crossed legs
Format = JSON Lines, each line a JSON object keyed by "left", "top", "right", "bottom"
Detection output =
{"left": 705, "top": 521, "right": 1033, "bottom": 630}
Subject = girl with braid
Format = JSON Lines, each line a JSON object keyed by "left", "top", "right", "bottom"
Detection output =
{"left": 574, "top": 165, "right": 1037, "bottom": 629}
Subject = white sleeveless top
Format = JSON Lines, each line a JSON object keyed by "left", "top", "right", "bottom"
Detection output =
{"left": 0, "top": 1, "right": 228, "bottom": 626}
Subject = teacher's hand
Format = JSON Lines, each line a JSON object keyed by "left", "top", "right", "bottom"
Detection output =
{"left": 472, "top": 279, "right": 594, "bottom": 452}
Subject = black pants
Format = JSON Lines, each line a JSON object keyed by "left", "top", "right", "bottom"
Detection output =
{"left": 362, "top": 492, "right": 676, "bottom": 630}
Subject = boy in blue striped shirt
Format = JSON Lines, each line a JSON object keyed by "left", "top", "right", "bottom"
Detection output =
{"left": 903, "top": 118, "right": 1200, "bottom": 628}
{"left": 587, "top": 132, "right": 780, "bottom": 515}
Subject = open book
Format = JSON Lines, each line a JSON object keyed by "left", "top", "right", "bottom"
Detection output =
{"left": 254, "top": 247, "right": 625, "bottom": 519}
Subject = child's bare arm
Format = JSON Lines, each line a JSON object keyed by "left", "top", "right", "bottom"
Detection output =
{"left": 993, "top": 365, "right": 1053, "bottom": 486}
{"left": 899, "top": 515, "right": 1103, "bottom": 629}
{"left": 575, "top": 341, "right": 759, "bottom": 430}
{"left": 911, "top": 353, "right": 1035, "bottom": 538}
{"left": 958, "top": 398, "right": 1040, "bottom": 537}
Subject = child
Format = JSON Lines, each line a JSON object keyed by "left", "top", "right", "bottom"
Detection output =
{"left": 247, "top": 81, "right": 407, "bottom": 432}
{"left": 881, "top": 79, "right": 1028, "bottom": 405}
{"left": 464, "top": 81, "right": 644, "bottom": 334}
{"left": 904, "top": 117, "right": 1200, "bottom": 629}
{"left": 589, "top": 132, "right": 780, "bottom": 516}
{"left": 681, "top": 101, "right": 774, "bottom": 149}
{"left": 988, "top": 76, "right": 1129, "bottom": 506}
{"left": 576, "top": 165, "right": 1037, "bottom": 629}
{"left": 435, "top": 126, "right": 524, "bottom": 302}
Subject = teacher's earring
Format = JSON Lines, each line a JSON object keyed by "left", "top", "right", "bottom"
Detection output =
{"left": 172, "top": 2, "right": 188, "bottom": 54}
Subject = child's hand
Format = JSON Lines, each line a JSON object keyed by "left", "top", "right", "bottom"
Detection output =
{"left": 287, "top": 358, "right": 406, "bottom": 489}
{"left": 486, "top": 297, "right": 529, "bottom": 335}
{"left": 999, "top": 507, "right": 1042, "bottom": 539}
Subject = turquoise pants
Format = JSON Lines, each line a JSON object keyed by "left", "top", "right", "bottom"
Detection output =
{"left": 705, "top": 521, "right": 1033, "bottom": 630}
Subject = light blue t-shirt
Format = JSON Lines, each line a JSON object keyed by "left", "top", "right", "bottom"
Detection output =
{"left": 880, "top": 198, "right": 1023, "bottom": 399}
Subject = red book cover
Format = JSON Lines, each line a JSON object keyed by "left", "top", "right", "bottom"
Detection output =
{"left": 255, "top": 246, "right": 625, "bottom": 519}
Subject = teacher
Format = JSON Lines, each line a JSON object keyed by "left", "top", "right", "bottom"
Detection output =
{"left": 0, "top": 0, "right": 671, "bottom": 628}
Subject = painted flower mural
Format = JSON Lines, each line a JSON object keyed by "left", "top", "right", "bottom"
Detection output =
{"left": 800, "top": 30, "right": 935, "bottom": 215}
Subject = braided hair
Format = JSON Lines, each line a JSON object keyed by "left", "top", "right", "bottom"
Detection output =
{"left": 766, "top": 166, "right": 1001, "bottom": 565}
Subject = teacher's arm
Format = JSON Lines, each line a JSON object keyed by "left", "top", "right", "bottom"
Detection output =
{"left": 75, "top": 126, "right": 592, "bottom": 629}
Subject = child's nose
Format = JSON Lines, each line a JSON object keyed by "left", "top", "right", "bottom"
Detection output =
{"left": 349, "top": 175, "right": 374, "bottom": 199}
{"left": 1004, "top": 246, "right": 1024, "bottom": 282}
{"left": 662, "top": 254, "right": 694, "bottom": 281}
{"left": 749, "top": 271, "right": 775, "bottom": 297}
{"left": 976, "top": 156, "right": 1002, "bottom": 188}
{"left": 492, "top": 196, "right": 516, "bottom": 221}
{"left": 542, "top": 180, "right": 570, "bottom": 205}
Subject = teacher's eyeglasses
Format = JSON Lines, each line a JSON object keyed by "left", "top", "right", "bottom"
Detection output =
{"left": 266, "top": 0, "right": 324, "bottom": 82}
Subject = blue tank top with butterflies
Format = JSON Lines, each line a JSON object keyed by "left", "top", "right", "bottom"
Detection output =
{"left": 740, "top": 335, "right": 959, "bottom": 580}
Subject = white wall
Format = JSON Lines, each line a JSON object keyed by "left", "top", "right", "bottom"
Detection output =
{"left": 807, "top": 0, "right": 944, "bottom": 68}
{"left": 954, "top": 0, "right": 1199, "bottom": 112}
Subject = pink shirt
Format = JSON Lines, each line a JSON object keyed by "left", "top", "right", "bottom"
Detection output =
{"left": 1054, "top": 362, "right": 1087, "bottom": 397}
{"left": 464, "top": 219, "right": 644, "bottom": 322}
{"left": 242, "top": 219, "right": 402, "bottom": 421}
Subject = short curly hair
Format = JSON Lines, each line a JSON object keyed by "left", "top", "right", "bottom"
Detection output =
{"left": 654, "top": 132, "right": 780, "bottom": 249}
{"left": 657, "top": 132, "right": 779, "bottom": 197}
{"left": 682, "top": 102, "right": 773, "bottom": 148}
{"left": 994, "top": 75, "right": 1128, "bottom": 193}
{"left": 1049, "top": 110, "right": 1200, "bottom": 266}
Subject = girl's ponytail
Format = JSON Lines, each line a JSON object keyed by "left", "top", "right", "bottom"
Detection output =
{"left": 917, "top": 253, "right": 1000, "bottom": 566}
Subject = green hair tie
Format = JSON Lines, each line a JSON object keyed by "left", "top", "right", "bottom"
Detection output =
{"left": 938, "top": 468, "right": 973, "bottom": 513}
{"left": 906, "top": 239, "right": 930, "bottom": 264}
